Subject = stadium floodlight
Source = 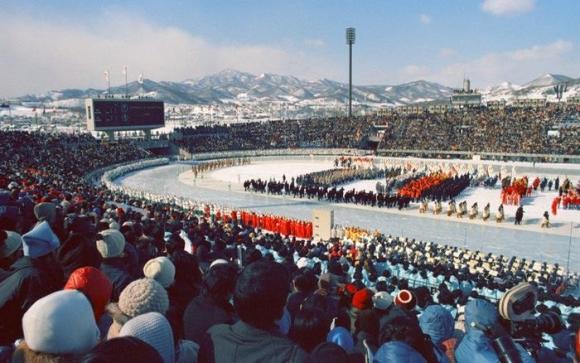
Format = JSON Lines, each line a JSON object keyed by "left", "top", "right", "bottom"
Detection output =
{"left": 346, "top": 27, "right": 356, "bottom": 118}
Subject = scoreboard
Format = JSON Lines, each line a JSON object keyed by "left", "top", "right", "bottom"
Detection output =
{"left": 85, "top": 98, "right": 165, "bottom": 131}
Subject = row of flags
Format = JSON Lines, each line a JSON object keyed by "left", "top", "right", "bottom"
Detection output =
{"left": 104, "top": 67, "right": 143, "bottom": 84}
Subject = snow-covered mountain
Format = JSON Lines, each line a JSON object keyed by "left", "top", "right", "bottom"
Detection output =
{"left": 15, "top": 70, "right": 453, "bottom": 107}
{"left": 13, "top": 70, "right": 579, "bottom": 108}
{"left": 482, "top": 73, "right": 579, "bottom": 102}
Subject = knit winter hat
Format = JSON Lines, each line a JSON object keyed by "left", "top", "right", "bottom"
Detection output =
{"left": 352, "top": 288, "right": 374, "bottom": 310}
{"left": 394, "top": 289, "right": 417, "bottom": 310}
{"left": 33, "top": 202, "right": 56, "bottom": 223}
{"left": 22, "top": 290, "right": 99, "bottom": 355}
{"left": 373, "top": 291, "right": 394, "bottom": 311}
{"left": 64, "top": 266, "right": 113, "bottom": 321}
{"left": 96, "top": 229, "right": 126, "bottom": 258}
{"left": 119, "top": 312, "right": 175, "bottom": 363}
{"left": 119, "top": 278, "right": 169, "bottom": 318}
{"left": 143, "top": 257, "right": 176, "bottom": 288}
{"left": 22, "top": 221, "right": 60, "bottom": 258}
{"left": 0, "top": 230, "right": 22, "bottom": 258}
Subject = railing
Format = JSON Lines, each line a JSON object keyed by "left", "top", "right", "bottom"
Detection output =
{"left": 188, "top": 148, "right": 372, "bottom": 161}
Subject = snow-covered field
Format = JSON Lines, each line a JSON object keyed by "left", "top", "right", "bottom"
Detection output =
{"left": 116, "top": 158, "right": 580, "bottom": 270}
{"left": 209, "top": 158, "right": 334, "bottom": 183}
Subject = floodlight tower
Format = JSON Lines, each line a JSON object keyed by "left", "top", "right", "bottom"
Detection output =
{"left": 346, "top": 27, "right": 356, "bottom": 119}
{"left": 554, "top": 83, "right": 567, "bottom": 102}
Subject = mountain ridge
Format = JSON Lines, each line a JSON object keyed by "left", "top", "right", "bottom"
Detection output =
{"left": 13, "top": 70, "right": 579, "bottom": 108}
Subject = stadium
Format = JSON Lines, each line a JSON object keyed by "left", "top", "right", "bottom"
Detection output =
{"left": 1, "top": 3, "right": 580, "bottom": 363}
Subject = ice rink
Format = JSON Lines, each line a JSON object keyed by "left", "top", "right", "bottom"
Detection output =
{"left": 116, "top": 157, "right": 580, "bottom": 270}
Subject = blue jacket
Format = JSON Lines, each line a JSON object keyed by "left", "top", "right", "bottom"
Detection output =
{"left": 455, "top": 299, "right": 535, "bottom": 363}
{"left": 455, "top": 329, "right": 535, "bottom": 363}
{"left": 373, "top": 341, "right": 427, "bottom": 363}
{"left": 419, "top": 305, "right": 454, "bottom": 346}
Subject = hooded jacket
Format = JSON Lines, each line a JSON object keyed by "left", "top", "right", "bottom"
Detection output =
{"left": 455, "top": 299, "right": 535, "bottom": 363}
{"left": 0, "top": 255, "right": 62, "bottom": 345}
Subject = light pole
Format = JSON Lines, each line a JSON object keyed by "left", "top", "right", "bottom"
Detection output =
{"left": 346, "top": 27, "right": 356, "bottom": 119}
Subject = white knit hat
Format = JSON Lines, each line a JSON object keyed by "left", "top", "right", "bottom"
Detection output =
{"left": 120, "top": 312, "right": 175, "bottom": 363}
{"left": 96, "top": 229, "right": 125, "bottom": 258}
{"left": 119, "top": 278, "right": 169, "bottom": 318}
{"left": 22, "top": 290, "right": 99, "bottom": 354}
{"left": 143, "top": 257, "right": 176, "bottom": 288}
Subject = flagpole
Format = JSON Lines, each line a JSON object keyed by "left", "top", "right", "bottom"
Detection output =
{"left": 124, "top": 66, "right": 128, "bottom": 98}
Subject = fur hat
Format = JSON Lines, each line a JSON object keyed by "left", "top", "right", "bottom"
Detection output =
{"left": 118, "top": 278, "right": 169, "bottom": 318}
{"left": 143, "top": 257, "right": 176, "bottom": 288}
{"left": 96, "top": 229, "right": 125, "bottom": 258}
{"left": 33, "top": 202, "right": 56, "bottom": 223}
{"left": 22, "top": 221, "right": 60, "bottom": 258}
{"left": 22, "top": 290, "right": 99, "bottom": 354}
{"left": 0, "top": 230, "right": 22, "bottom": 258}
{"left": 119, "top": 312, "right": 175, "bottom": 363}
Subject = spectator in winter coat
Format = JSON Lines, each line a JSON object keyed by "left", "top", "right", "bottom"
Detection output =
{"left": 12, "top": 290, "right": 99, "bottom": 363}
{"left": 0, "top": 221, "right": 63, "bottom": 346}
{"left": 198, "top": 259, "right": 308, "bottom": 363}
{"left": 97, "top": 229, "right": 135, "bottom": 302}
{"left": 183, "top": 262, "right": 237, "bottom": 344}
{"left": 455, "top": 299, "right": 535, "bottom": 363}
{"left": 419, "top": 305, "right": 457, "bottom": 363}
{"left": 64, "top": 266, "right": 113, "bottom": 339}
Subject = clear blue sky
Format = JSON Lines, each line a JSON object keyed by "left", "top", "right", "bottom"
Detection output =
{"left": 0, "top": 0, "right": 578, "bottom": 96}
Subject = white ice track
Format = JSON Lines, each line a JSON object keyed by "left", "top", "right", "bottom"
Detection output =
{"left": 116, "top": 157, "right": 580, "bottom": 271}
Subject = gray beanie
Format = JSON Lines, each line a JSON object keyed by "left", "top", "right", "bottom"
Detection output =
{"left": 119, "top": 278, "right": 169, "bottom": 318}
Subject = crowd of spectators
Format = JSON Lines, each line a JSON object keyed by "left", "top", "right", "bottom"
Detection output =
{"left": 379, "top": 106, "right": 580, "bottom": 155}
{"left": 175, "top": 106, "right": 579, "bottom": 155}
{"left": 176, "top": 116, "right": 375, "bottom": 153}
{"left": 1, "top": 130, "right": 580, "bottom": 363}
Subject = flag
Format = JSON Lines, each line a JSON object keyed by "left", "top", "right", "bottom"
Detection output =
{"left": 104, "top": 70, "right": 109, "bottom": 81}
{"left": 122, "top": 65, "right": 127, "bottom": 76}
{"left": 138, "top": 73, "right": 144, "bottom": 84}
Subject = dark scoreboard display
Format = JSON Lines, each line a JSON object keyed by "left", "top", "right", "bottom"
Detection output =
{"left": 87, "top": 99, "right": 164, "bottom": 130}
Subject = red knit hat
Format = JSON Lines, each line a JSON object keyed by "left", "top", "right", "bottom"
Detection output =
{"left": 64, "top": 266, "right": 113, "bottom": 320}
{"left": 352, "top": 288, "right": 374, "bottom": 310}
{"left": 344, "top": 283, "right": 359, "bottom": 296}
{"left": 394, "top": 289, "right": 417, "bottom": 310}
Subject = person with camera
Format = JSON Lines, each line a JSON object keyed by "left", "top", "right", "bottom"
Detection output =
{"left": 455, "top": 298, "right": 535, "bottom": 363}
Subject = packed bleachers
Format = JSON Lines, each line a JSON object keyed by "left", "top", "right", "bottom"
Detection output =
{"left": 0, "top": 130, "right": 579, "bottom": 363}
{"left": 175, "top": 106, "right": 580, "bottom": 155}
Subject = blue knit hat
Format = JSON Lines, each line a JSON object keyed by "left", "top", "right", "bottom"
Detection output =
{"left": 22, "top": 221, "right": 60, "bottom": 258}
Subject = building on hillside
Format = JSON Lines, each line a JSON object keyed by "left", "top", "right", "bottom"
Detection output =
{"left": 451, "top": 78, "right": 482, "bottom": 108}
